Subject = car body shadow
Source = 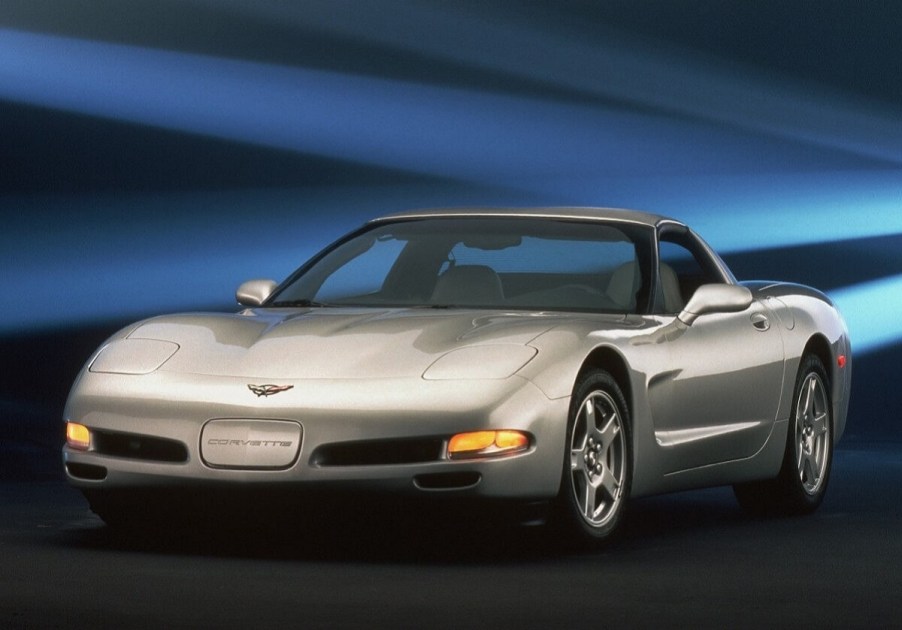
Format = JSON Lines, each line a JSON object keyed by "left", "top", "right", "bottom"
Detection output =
{"left": 57, "top": 487, "right": 752, "bottom": 564}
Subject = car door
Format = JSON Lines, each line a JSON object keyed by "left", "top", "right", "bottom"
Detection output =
{"left": 648, "top": 230, "right": 785, "bottom": 474}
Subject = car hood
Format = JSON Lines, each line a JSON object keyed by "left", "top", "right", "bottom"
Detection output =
{"left": 122, "top": 307, "right": 578, "bottom": 379}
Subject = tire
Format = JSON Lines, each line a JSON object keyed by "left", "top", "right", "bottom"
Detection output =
{"left": 734, "top": 354, "right": 833, "bottom": 515}
{"left": 553, "top": 369, "right": 632, "bottom": 545}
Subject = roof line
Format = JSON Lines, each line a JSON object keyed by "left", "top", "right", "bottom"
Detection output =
{"left": 371, "top": 206, "right": 675, "bottom": 228}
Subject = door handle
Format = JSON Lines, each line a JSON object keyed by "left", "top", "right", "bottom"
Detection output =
{"left": 750, "top": 312, "right": 770, "bottom": 331}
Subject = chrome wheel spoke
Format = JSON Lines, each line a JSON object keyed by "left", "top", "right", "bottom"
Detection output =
{"left": 598, "top": 413, "right": 620, "bottom": 450}
{"left": 570, "top": 445, "right": 586, "bottom": 474}
{"left": 801, "top": 450, "right": 816, "bottom": 485}
{"left": 583, "top": 482, "right": 598, "bottom": 518}
{"left": 802, "top": 377, "right": 815, "bottom": 418}
{"left": 796, "top": 433, "right": 806, "bottom": 475}
{"left": 597, "top": 465, "right": 620, "bottom": 504}
{"left": 812, "top": 410, "right": 829, "bottom": 437}
{"left": 584, "top": 399, "right": 597, "bottom": 429}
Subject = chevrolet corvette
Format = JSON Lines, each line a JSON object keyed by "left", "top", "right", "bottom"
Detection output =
{"left": 63, "top": 208, "right": 851, "bottom": 543}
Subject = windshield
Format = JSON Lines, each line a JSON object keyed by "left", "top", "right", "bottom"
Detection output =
{"left": 269, "top": 217, "right": 653, "bottom": 313}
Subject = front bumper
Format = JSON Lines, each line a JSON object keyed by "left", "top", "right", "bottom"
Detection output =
{"left": 63, "top": 372, "right": 568, "bottom": 500}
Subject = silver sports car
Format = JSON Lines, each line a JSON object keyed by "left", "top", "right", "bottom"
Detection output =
{"left": 63, "top": 208, "right": 851, "bottom": 543}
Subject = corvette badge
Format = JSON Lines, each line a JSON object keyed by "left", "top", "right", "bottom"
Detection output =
{"left": 248, "top": 384, "right": 294, "bottom": 397}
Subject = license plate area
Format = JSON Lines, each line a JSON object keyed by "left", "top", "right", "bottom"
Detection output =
{"left": 200, "top": 419, "right": 302, "bottom": 470}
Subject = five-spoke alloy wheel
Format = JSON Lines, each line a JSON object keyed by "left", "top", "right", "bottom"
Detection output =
{"left": 557, "top": 369, "right": 631, "bottom": 544}
{"left": 794, "top": 363, "right": 831, "bottom": 496}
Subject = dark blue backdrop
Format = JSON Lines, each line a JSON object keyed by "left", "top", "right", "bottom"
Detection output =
{"left": 1, "top": 1, "right": 899, "bottom": 448}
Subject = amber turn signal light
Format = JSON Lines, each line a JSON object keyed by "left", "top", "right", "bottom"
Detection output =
{"left": 447, "top": 430, "right": 529, "bottom": 459}
{"left": 66, "top": 422, "right": 91, "bottom": 450}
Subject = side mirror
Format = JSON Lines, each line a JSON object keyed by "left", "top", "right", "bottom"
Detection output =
{"left": 678, "top": 284, "right": 752, "bottom": 326}
{"left": 236, "top": 279, "right": 277, "bottom": 306}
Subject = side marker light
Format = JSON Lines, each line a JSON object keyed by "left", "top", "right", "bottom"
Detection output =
{"left": 837, "top": 355, "right": 847, "bottom": 368}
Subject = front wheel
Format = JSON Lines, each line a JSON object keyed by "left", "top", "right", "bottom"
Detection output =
{"left": 734, "top": 354, "right": 833, "bottom": 515}
{"left": 553, "top": 369, "right": 631, "bottom": 545}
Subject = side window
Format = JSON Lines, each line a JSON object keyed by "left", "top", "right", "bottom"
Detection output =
{"left": 658, "top": 233, "right": 722, "bottom": 313}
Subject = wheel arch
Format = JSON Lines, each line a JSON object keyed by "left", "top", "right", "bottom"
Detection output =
{"left": 802, "top": 334, "right": 834, "bottom": 389}
{"left": 801, "top": 332, "right": 849, "bottom": 444}
{"left": 577, "top": 346, "right": 633, "bottom": 420}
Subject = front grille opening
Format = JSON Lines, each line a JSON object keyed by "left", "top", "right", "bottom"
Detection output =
{"left": 93, "top": 430, "right": 189, "bottom": 463}
{"left": 312, "top": 437, "right": 444, "bottom": 467}
{"left": 66, "top": 462, "right": 108, "bottom": 481}
{"left": 414, "top": 472, "right": 482, "bottom": 490}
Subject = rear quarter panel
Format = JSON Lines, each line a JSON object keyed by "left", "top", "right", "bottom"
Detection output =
{"left": 745, "top": 282, "right": 851, "bottom": 443}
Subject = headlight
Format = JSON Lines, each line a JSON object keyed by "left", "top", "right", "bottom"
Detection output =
{"left": 89, "top": 338, "right": 179, "bottom": 374}
{"left": 422, "top": 345, "right": 537, "bottom": 380}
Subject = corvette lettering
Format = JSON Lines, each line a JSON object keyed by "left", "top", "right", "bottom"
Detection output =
{"left": 248, "top": 384, "right": 294, "bottom": 397}
{"left": 207, "top": 439, "right": 293, "bottom": 447}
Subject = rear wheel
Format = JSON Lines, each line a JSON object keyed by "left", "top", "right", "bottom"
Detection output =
{"left": 734, "top": 354, "right": 833, "bottom": 515}
{"left": 554, "top": 369, "right": 631, "bottom": 545}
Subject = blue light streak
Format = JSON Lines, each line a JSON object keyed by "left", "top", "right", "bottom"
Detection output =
{"left": 4, "top": 184, "right": 900, "bottom": 355}
{"left": 224, "top": 0, "right": 902, "bottom": 165}
{"left": 0, "top": 28, "right": 891, "bottom": 186}
{"left": 537, "top": 171, "right": 902, "bottom": 254}
{"left": 1, "top": 27, "right": 900, "bottom": 353}
{"left": 829, "top": 275, "right": 902, "bottom": 355}
{"left": 0, "top": 28, "right": 679, "bottom": 182}
{"left": 0, "top": 185, "right": 534, "bottom": 333}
